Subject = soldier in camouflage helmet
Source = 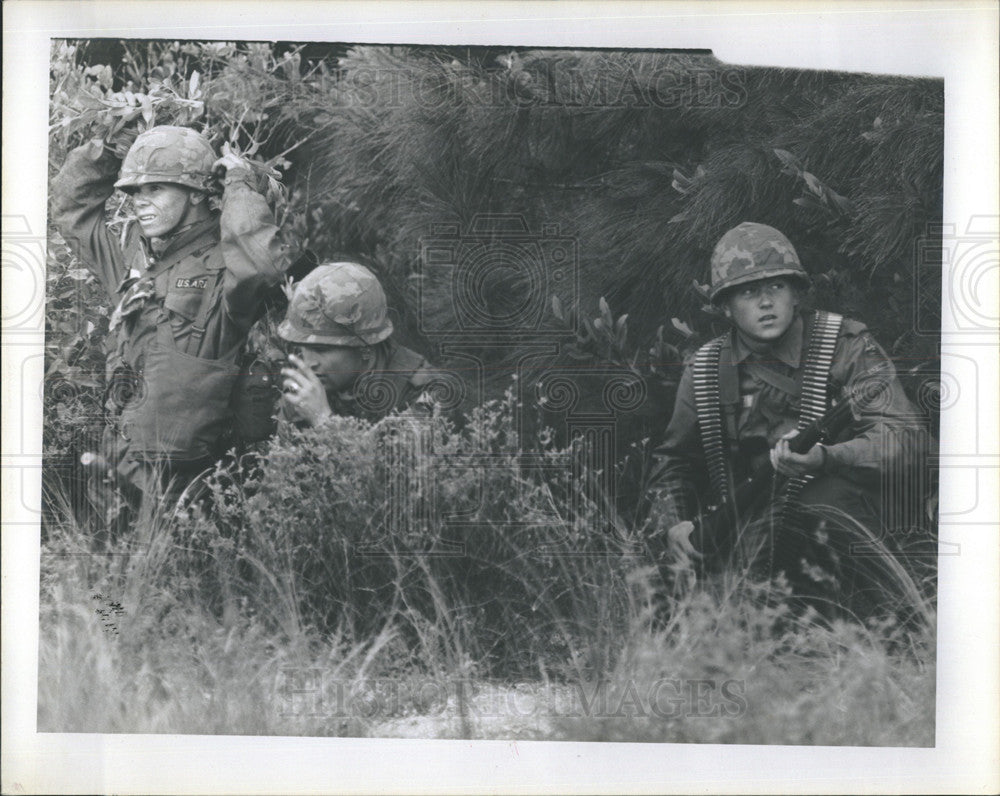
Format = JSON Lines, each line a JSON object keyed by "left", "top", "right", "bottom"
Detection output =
{"left": 708, "top": 221, "right": 811, "bottom": 301}
{"left": 278, "top": 262, "right": 437, "bottom": 427}
{"left": 647, "top": 222, "right": 929, "bottom": 617}
{"left": 52, "top": 124, "right": 291, "bottom": 528}
{"left": 115, "top": 126, "right": 219, "bottom": 193}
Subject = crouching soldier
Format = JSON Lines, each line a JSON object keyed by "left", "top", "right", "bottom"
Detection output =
{"left": 647, "top": 222, "right": 929, "bottom": 617}
{"left": 51, "top": 125, "right": 290, "bottom": 526}
{"left": 277, "top": 261, "right": 438, "bottom": 426}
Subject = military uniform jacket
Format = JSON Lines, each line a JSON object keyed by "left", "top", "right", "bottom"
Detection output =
{"left": 649, "top": 311, "right": 926, "bottom": 529}
{"left": 51, "top": 139, "right": 290, "bottom": 461}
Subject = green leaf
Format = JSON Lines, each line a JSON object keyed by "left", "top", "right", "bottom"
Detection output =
{"left": 773, "top": 148, "right": 802, "bottom": 172}
{"left": 140, "top": 94, "right": 154, "bottom": 125}
{"left": 671, "top": 317, "right": 694, "bottom": 338}
{"left": 802, "top": 171, "right": 824, "bottom": 196}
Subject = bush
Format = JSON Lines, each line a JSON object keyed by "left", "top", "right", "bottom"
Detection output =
{"left": 164, "top": 393, "right": 636, "bottom": 680}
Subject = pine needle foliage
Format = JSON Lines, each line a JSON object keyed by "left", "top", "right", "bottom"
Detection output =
{"left": 49, "top": 40, "right": 943, "bottom": 436}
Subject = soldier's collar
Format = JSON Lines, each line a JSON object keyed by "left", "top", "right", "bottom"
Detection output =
{"left": 144, "top": 217, "right": 219, "bottom": 260}
{"left": 730, "top": 315, "right": 803, "bottom": 368}
{"left": 330, "top": 344, "right": 393, "bottom": 405}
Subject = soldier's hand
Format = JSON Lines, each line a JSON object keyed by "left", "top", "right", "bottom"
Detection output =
{"left": 666, "top": 520, "right": 701, "bottom": 564}
{"left": 212, "top": 141, "right": 250, "bottom": 174}
{"left": 106, "top": 126, "right": 139, "bottom": 160}
{"left": 281, "top": 354, "right": 333, "bottom": 427}
{"left": 770, "top": 430, "right": 826, "bottom": 476}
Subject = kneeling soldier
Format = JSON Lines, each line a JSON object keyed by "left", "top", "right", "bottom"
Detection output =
{"left": 648, "top": 222, "right": 928, "bottom": 616}
{"left": 277, "top": 262, "right": 437, "bottom": 426}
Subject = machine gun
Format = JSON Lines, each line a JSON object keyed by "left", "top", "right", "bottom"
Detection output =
{"left": 651, "top": 396, "right": 856, "bottom": 575}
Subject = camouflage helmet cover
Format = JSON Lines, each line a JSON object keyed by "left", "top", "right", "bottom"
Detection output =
{"left": 278, "top": 262, "right": 394, "bottom": 347}
{"left": 115, "top": 125, "right": 217, "bottom": 192}
{"left": 709, "top": 222, "right": 810, "bottom": 301}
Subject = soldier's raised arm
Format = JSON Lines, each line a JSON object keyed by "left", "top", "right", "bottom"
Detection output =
{"left": 50, "top": 137, "right": 130, "bottom": 300}
{"left": 215, "top": 143, "right": 293, "bottom": 332}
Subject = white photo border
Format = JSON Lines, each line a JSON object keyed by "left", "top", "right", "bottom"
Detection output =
{"left": 3, "top": 1, "right": 998, "bottom": 793}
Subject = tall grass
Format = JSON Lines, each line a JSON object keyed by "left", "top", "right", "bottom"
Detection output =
{"left": 38, "top": 396, "right": 935, "bottom": 743}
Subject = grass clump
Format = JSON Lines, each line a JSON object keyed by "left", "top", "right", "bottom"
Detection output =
{"left": 38, "top": 393, "right": 935, "bottom": 744}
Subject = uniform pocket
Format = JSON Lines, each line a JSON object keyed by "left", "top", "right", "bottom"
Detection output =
{"left": 163, "top": 285, "right": 208, "bottom": 322}
{"left": 121, "top": 333, "right": 241, "bottom": 462}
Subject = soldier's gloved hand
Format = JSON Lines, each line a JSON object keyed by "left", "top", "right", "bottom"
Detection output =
{"left": 106, "top": 126, "right": 139, "bottom": 160}
{"left": 281, "top": 353, "right": 333, "bottom": 428}
{"left": 212, "top": 141, "right": 250, "bottom": 174}
{"left": 666, "top": 520, "right": 701, "bottom": 566}
{"left": 770, "top": 429, "right": 826, "bottom": 477}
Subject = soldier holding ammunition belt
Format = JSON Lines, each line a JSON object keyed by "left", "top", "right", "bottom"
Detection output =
{"left": 647, "top": 222, "right": 929, "bottom": 615}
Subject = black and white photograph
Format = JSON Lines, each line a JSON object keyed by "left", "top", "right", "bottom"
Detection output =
{"left": 3, "top": 2, "right": 998, "bottom": 793}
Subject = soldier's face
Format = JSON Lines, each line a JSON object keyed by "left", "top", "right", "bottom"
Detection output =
{"left": 297, "top": 344, "right": 368, "bottom": 393}
{"left": 723, "top": 278, "right": 799, "bottom": 344}
{"left": 130, "top": 182, "right": 203, "bottom": 238}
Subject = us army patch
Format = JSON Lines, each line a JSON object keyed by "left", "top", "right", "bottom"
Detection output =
{"left": 176, "top": 277, "right": 208, "bottom": 289}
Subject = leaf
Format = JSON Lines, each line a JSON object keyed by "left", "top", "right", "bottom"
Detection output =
{"left": 66, "top": 268, "right": 92, "bottom": 281}
{"left": 671, "top": 317, "right": 694, "bottom": 337}
{"left": 189, "top": 70, "right": 201, "bottom": 99}
{"left": 140, "top": 94, "right": 154, "bottom": 125}
{"left": 773, "top": 148, "right": 802, "bottom": 171}
{"left": 72, "top": 92, "right": 107, "bottom": 111}
{"left": 830, "top": 191, "right": 856, "bottom": 216}
{"left": 691, "top": 280, "right": 711, "bottom": 300}
{"left": 793, "top": 196, "right": 820, "bottom": 210}
{"left": 802, "top": 171, "right": 824, "bottom": 196}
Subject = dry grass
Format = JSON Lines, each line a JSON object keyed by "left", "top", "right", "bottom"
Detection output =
{"left": 38, "top": 406, "right": 935, "bottom": 745}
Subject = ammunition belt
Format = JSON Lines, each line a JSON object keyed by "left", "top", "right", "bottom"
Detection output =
{"left": 692, "top": 311, "right": 843, "bottom": 510}
{"left": 692, "top": 334, "right": 732, "bottom": 505}
{"left": 776, "top": 310, "right": 843, "bottom": 512}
